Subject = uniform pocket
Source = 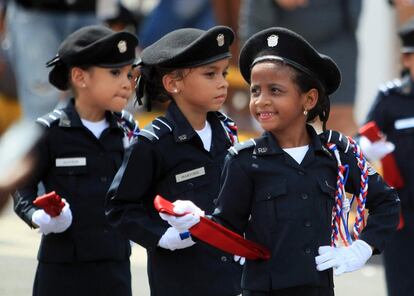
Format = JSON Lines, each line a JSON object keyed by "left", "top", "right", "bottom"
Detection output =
{"left": 255, "top": 179, "right": 290, "bottom": 231}
{"left": 55, "top": 165, "right": 87, "bottom": 176}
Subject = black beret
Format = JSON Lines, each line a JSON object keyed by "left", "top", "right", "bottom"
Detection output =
{"left": 141, "top": 25, "right": 234, "bottom": 68}
{"left": 399, "top": 19, "right": 414, "bottom": 53}
{"left": 47, "top": 25, "right": 138, "bottom": 90}
{"left": 239, "top": 27, "right": 341, "bottom": 95}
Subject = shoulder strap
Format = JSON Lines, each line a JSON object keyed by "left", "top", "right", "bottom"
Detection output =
{"left": 36, "top": 109, "right": 66, "bottom": 128}
{"left": 228, "top": 138, "right": 256, "bottom": 156}
{"left": 139, "top": 116, "right": 173, "bottom": 142}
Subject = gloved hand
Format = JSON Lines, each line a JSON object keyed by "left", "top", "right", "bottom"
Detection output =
{"left": 234, "top": 255, "right": 246, "bottom": 265}
{"left": 359, "top": 136, "right": 395, "bottom": 161}
{"left": 158, "top": 227, "right": 196, "bottom": 251}
{"left": 315, "top": 240, "right": 373, "bottom": 276}
{"left": 159, "top": 200, "right": 204, "bottom": 232}
{"left": 32, "top": 199, "right": 72, "bottom": 235}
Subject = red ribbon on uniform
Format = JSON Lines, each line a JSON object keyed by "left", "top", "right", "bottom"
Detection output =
{"left": 154, "top": 195, "right": 271, "bottom": 260}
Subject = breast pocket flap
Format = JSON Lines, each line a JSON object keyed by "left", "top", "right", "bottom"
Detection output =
{"left": 256, "top": 179, "right": 287, "bottom": 202}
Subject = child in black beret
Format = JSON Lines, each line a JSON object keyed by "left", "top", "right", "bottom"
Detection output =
{"left": 105, "top": 26, "right": 242, "bottom": 296}
{"left": 13, "top": 25, "right": 139, "bottom": 296}
{"left": 161, "top": 27, "right": 401, "bottom": 296}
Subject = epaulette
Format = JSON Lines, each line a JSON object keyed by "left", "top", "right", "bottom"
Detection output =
{"left": 35, "top": 109, "right": 68, "bottom": 128}
{"left": 139, "top": 116, "right": 172, "bottom": 142}
{"left": 228, "top": 138, "right": 256, "bottom": 156}
{"left": 216, "top": 111, "right": 238, "bottom": 145}
{"left": 378, "top": 78, "right": 403, "bottom": 96}
{"left": 319, "top": 130, "right": 352, "bottom": 156}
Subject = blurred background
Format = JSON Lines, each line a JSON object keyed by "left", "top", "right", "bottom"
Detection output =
{"left": 0, "top": 0, "right": 411, "bottom": 295}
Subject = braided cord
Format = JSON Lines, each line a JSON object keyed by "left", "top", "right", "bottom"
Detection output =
{"left": 327, "top": 137, "right": 368, "bottom": 246}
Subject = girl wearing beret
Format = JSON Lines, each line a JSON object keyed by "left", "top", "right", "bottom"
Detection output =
{"left": 161, "top": 27, "right": 400, "bottom": 296}
{"left": 105, "top": 26, "right": 242, "bottom": 296}
{"left": 13, "top": 25, "right": 138, "bottom": 296}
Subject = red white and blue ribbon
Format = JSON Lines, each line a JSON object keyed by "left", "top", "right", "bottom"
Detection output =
{"left": 326, "top": 135, "right": 368, "bottom": 247}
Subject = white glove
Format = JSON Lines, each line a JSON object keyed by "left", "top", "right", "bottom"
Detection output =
{"left": 158, "top": 227, "right": 196, "bottom": 251}
{"left": 359, "top": 136, "right": 395, "bottom": 162}
{"left": 234, "top": 255, "right": 246, "bottom": 265}
{"left": 32, "top": 200, "right": 72, "bottom": 235}
{"left": 159, "top": 200, "right": 204, "bottom": 232}
{"left": 315, "top": 240, "right": 373, "bottom": 276}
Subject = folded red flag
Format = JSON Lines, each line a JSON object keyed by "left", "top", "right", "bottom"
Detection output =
{"left": 33, "top": 191, "right": 65, "bottom": 217}
{"left": 359, "top": 121, "right": 404, "bottom": 189}
{"left": 154, "top": 195, "right": 271, "bottom": 260}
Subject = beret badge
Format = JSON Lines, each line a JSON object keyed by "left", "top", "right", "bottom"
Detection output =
{"left": 216, "top": 34, "right": 225, "bottom": 47}
{"left": 118, "top": 40, "right": 127, "bottom": 53}
{"left": 267, "top": 35, "right": 279, "bottom": 47}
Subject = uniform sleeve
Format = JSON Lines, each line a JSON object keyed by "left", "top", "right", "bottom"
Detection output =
{"left": 105, "top": 138, "right": 167, "bottom": 250}
{"left": 342, "top": 150, "right": 400, "bottom": 253}
{"left": 365, "top": 91, "right": 389, "bottom": 132}
{"left": 13, "top": 130, "right": 51, "bottom": 227}
{"left": 212, "top": 154, "right": 253, "bottom": 234}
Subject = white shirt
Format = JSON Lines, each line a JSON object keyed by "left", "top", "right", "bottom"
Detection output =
{"left": 81, "top": 118, "right": 109, "bottom": 139}
{"left": 283, "top": 145, "right": 309, "bottom": 164}
{"left": 195, "top": 121, "right": 212, "bottom": 152}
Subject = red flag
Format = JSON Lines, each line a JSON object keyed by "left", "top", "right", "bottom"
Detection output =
{"left": 154, "top": 195, "right": 270, "bottom": 260}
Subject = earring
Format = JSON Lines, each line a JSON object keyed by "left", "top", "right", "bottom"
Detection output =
{"left": 303, "top": 109, "right": 308, "bottom": 116}
{"left": 82, "top": 83, "right": 86, "bottom": 88}
{"left": 172, "top": 89, "right": 178, "bottom": 93}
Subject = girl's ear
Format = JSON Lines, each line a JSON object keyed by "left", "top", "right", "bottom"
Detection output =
{"left": 162, "top": 72, "right": 180, "bottom": 95}
{"left": 71, "top": 67, "right": 87, "bottom": 89}
{"left": 304, "top": 88, "right": 318, "bottom": 111}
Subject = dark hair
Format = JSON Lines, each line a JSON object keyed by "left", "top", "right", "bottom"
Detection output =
{"left": 137, "top": 65, "right": 185, "bottom": 110}
{"left": 292, "top": 68, "right": 330, "bottom": 131}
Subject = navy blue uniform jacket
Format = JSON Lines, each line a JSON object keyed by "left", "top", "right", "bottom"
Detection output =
{"left": 212, "top": 125, "right": 400, "bottom": 291}
{"left": 106, "top": 101, "right": 242, "bottom": 296}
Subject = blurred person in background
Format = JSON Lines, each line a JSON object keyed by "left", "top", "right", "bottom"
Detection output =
{"left": 361, "top": 18, "right": 414, "bottom": 296}
{"left": 238, "top": 0, "right": 362, "bottom": 135}
{"left": 137, "top": 0, "right": 216, "bottom": 49}
{"left": 4, "top": 0, "right": 99, "bottom": 121}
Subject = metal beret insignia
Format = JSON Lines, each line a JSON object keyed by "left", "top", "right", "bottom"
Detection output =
{"left": 217, "top": 34, "right": 225, "bottom": 47}
{"left": 267, "top": 35, "right": 279, "bottom": 47}
{"left": 118, "top": 40, "right": 127, "bottom": 53}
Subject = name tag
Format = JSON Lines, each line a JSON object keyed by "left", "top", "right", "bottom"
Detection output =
{"left": 56, "top": 157, "right": 86, "bottom": 167}
{"left": 394, "top": 117, "right": 414, "bottom": 130}
{"left": 175, "top": 167, "right": 205, "bottom": 183}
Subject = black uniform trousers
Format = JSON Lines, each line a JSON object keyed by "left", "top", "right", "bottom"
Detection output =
{"left": 33, "top": 259, "right": 131, "bottom": 296}
{"left": 243, "top": 286, "right": 334, "bottom": 296}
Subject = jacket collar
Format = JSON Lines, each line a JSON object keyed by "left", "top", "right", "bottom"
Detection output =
{"left": 164, "top": 101, "right": 230, "bottom": 146}
{"left": 60, "top": 98, "right": 120, "bottom": 129}
{"left": 254, "top": 124, "right": 326, "bottom": 156}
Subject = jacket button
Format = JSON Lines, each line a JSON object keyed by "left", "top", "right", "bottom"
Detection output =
{"left": 304, "top": 247, "right": 311, "bottom": 254}
{"left": 267, "top": 194, "right": 272, "bottom": 200}
{"left": 304, "top": 220, "right": 312, "bottom": 227}
{"left": 188, "top": 182, "right": 194, "bottom": 188}
{"left": 100, "top": 176, "right": 108, "bottom": 182}
{"left": 298, "top": 171, "right": 305, "bottom": 175}
{"left": 221, "top": 256, "right": 228, "bottom": 262}
{"left": 301, "top": 193, "right": 309, "bottom": 200}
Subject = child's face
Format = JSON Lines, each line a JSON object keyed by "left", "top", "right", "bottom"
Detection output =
{"left": 249, "top": 62, "right": 308, "bottom": 134}
{"left": 173, "top": 58, "right": 230, "bottom": 114}
{"left": 77, "top": 65, "right": 134, "bottom": 113}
